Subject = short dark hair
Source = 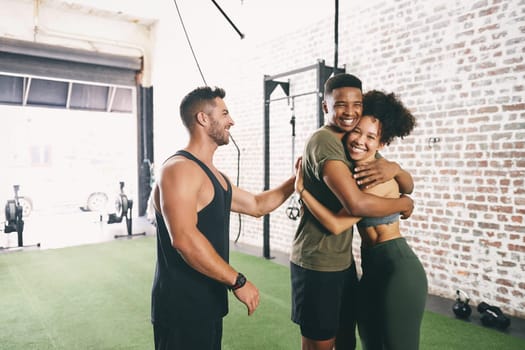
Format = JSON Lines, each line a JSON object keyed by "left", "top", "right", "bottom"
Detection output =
{"left": 362, "top": 90, "right": 416, "bottom": 145}
{"left": 179, "top": 86, "right": 226, "bottom": 130}
{"left": 324, "top": 73, "right": 362, "bottom": 95}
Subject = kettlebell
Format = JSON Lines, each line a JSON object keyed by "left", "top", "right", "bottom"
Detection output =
{"left": 478, "top": 301, "right": 511, "bottom": 330}
{"left": 452, "top": 289, "right": 472, "bottom": 319}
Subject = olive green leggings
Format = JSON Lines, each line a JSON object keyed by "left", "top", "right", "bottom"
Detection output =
{"left": 358, "top": 238, "right": 428, "bottom": 350}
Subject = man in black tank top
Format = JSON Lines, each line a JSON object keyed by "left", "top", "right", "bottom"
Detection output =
{"left": 151, "top": 86, "right": 296, "bottom": 350}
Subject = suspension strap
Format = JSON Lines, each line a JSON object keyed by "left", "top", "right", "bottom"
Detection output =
{"left": 286, "top": 97, "right": 301, "bottom": 221}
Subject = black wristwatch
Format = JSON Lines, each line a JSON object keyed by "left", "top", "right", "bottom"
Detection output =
{"left": 229, "top": 272, "right": 247, "bottom": 291}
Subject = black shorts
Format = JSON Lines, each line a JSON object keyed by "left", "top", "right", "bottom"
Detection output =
{"left": 291, "top": 262, "right": 358, "bottom": 341}
{"left": 153, "top": 318, "right": 223, "bottom": 350}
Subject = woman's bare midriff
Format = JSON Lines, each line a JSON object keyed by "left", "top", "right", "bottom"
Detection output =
{"left": 359, "top": 221, "right": 402, "bottom": 248}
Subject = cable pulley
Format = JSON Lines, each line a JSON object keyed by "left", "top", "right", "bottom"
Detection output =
{"left": 286, "top": 97, "right": 301, "bottom": 221}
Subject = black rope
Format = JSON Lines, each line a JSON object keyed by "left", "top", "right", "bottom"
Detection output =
{"left": 230, "top": 134, "right": 243, "bottom": 243}
{"left": 171, "top": 0, "right": 244, "bottom": 240}
{"left": 211, "top": 0, "right": 245, "bottom": 39}
{"left": 172, "top": 0, "right": 208, "bottom": 85}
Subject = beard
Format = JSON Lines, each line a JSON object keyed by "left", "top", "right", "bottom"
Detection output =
{"left": 209, "top": 118, "right": 230, "bottom": 146}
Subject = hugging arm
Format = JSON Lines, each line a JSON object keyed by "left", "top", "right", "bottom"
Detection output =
{"left": 323, "top": 160, "right": 413, "bottom": 219}
{"left": 295, "top": 162, "right": 359, "bottom": 235}
{"left": 353, "top": 157, "right": 414, "bottom": 194}
{"left": 296, "top": 159, "right": 403, "bottom": 234}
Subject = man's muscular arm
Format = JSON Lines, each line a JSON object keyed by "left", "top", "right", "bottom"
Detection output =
{"left": 353, "top": 157, "right": 414, "bottom": 194}
{"left": 295, "top": 160, "right": 360, "bottom": 235}
{"left": 158, "top": 159, "right": 259, "bottom": 315}
{"left": 230, "top": 175, "right": 295, "bottom": 217}
{"left": 323, "top": 160, "right": 413, "bottom": 219}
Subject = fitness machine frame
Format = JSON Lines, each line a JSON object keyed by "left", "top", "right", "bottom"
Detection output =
{"left": 262, "top": 59, "right": 345, "bottom": 259}
{"left": 107, "top": 181, "right": 146, "bottom": 239}
{"left": 2, "top": 185, "right": 40, "bottom": 251}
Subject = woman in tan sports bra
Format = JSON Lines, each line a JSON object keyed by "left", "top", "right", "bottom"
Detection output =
{"left": 296, "top": 90, "right": 427, "bottom": 350}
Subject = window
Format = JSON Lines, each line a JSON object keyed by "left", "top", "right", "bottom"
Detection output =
{"left": 70, "top": 83, "right": 109, "bottom": 111}
{"left": 0, "top": 74, "right": 133, "bottom": 113}
{"left": 27, "top": 78, "right": 68, "bottom": 107}
{"left": 0, "top": 75, "right": 23, "bottom": 104}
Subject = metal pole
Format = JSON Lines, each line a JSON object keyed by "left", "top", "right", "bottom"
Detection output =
{"left": 334, "top": 0, "right": 339, "bottom": 74}
{"left": 263, "top": 77, "right": 272, "bottom": 259}
{"left": 211, "top": 0, "right": 245, "bottom": 39}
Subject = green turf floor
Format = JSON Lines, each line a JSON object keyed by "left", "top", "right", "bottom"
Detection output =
{"left": 1, "top": 236, "right": 523, "bottom": 349}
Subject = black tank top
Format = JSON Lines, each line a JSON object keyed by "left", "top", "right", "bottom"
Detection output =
{"left": 151, "top": 150, "right": 232, "bottom": 325}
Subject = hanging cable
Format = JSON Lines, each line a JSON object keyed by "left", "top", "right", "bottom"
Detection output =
{"left": 230, "top": 134, "right": 243, "bottom": 243}
{"left": 172, "top": 0, "right": 208, "bottom": 85}
{"left": 172, "top": 0, "right": 244, "bottom": 241}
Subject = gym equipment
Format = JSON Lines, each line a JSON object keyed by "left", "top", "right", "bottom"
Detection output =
{"left": 85, "top": 192, "right": 109, "bottom": 212}
{"left": 107, "top": 182, "right": 146, "bottom": 239}
{"left": 2, "top": 185, "right": 40, "bottom": 250}
{"left": 285, "top": 97, "right": 301, "bottom": 221}
{"left": 478, "top": 301, "right": 511, "bottom": 330}
{"left": 18, "top": 196, "right": 33, "bottom": 217}
{"left": 230, "top": 133, "right": 243, "bottom": 244}
{"left": 211, "top": 0, "right": 244, "bottom": 39}
{"left": 263, "top": 60, "right": 345, "bottom": 259}
{"left": 452, "top": 289, "right": 472, "bottom": 319}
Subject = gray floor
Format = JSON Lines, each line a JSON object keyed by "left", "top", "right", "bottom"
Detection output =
{"left": 230, "top": 241, "right": 525, "bottom": 341}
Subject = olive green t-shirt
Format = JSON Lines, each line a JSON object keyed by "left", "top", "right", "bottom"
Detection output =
{"left": 290, "top": 126, "right": 354, "bottom": 272}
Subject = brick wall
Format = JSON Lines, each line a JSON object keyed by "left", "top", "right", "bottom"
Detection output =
{"left": 216, "top": 0, "right": 525, "bottom": 317}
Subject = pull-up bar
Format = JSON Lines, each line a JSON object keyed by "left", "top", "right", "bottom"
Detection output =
{"left": 265, "top": 90, "right": 319, "bottom": 104}
{"left": 262, "top": 59, "right": 345, "bottom": 259}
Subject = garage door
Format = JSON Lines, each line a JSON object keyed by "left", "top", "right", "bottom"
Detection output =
{"left": 0, "top": 37, "right": 143, "bottom": 217}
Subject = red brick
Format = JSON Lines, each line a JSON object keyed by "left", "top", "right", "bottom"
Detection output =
{"left": 508, "top": 244, "right": 525, "bottom": 252}
{"left": 502, "top": 103, "right": 525, "bottom": 111}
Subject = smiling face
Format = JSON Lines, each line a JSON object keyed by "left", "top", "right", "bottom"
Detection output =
{"left": 345, "top": 115, "right": 384, "bottom": 163}
{"left": 323, "top": 86, "right": 363, "bottom": 133}
{"left": 206, "top": 97, "right": 234, "bottom": 146}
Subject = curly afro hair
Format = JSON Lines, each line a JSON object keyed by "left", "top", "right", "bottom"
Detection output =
{"left": 361, "top": 90, "right": 416, "bottom": 145}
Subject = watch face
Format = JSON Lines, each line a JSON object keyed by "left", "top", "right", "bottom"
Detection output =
{"left": 238, "top": 274, "right": 246, "bottom": 285}
{"left": 232, "top": 273, "right": 246, "bottom": 290}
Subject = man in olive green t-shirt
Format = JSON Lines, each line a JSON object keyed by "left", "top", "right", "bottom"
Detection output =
{"left": 290, "top": 73, "right": 414, "bottom": 350}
